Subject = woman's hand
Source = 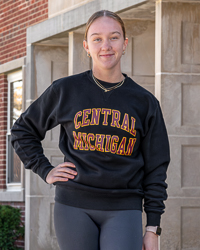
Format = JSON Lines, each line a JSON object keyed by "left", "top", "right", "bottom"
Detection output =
{"left": 142, "top": 231, "right": 159, "bottom": 250}
{"left": 46, "top": 162, "right": 77, "bottom": 184}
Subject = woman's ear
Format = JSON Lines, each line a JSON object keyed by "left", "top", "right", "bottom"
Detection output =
{"left": 123, "top": 37, "right": 128, "bottom": 51}
{"left": 83, "top": 40, "right": 89, "bottom": 53}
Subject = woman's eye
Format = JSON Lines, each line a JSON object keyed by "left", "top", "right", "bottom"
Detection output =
{"left": 111, "top": 37, "right": 118, "bottom": 40}
{"left": 94, "top": 38, "right": 101, "bottom": 42}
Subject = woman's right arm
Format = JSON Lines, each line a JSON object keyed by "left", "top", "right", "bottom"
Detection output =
{"left": 11, "top": 81, "right": 78, "bottom": 184}
{"left": 11, "top": 83, "right": 60, "bottom": 183}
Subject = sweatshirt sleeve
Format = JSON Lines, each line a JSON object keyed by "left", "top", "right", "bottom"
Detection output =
{"left": 11, "top": 83, "right": 59, "bottom": 183}
{"left": 141, "top": 101, "right": 170, "bottom": 227}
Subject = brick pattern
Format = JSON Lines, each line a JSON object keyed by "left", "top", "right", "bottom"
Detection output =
{"left": 0, "top": 0, "right": 48, "bottom": 65}
{"left": 0, "top": 201, "right": 25, "bottom": 248}
{"left": 0, "top": 74, "right": 8, "bottom": 190}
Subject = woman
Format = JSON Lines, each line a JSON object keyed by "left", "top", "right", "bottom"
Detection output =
{"left": 11, "top": 10, "right": 170, "bottom": 250}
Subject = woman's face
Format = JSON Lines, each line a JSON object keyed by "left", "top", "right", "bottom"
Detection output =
{"left": 83, "top": 16, "right": 128, "bottom": 72}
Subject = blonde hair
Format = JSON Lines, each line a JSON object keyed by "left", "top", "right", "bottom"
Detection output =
{"left": 84, "top": 10, "right": 126, "bottom": 41}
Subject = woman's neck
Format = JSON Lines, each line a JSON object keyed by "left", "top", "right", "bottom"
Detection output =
{"left": 92, "top": 67, "right": 124, "bottom": 83}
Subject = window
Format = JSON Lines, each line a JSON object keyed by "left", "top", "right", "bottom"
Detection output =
{"left": 7, "top": 71, "right": 23, "bottom": 190}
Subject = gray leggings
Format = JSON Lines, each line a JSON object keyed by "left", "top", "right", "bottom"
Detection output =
{"left": 54, "top": 201, "right": 143, "bottom": 250}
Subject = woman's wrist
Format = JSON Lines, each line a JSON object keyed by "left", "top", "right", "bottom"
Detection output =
{"left": 145, "top": 226, "right": 162, "bottom": 236}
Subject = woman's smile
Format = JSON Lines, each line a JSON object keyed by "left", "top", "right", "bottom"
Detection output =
{"left": 100, "top": 54, "right": 113, "bottom": 56}
{"left": 100, "top": 53, "right": 114, "bottom": 58}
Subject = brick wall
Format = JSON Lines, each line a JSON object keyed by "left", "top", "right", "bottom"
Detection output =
{"left": 0, "top": 0, "right": 48, "bottom": 65}
{"left": 0, "top": 0, "right": 49, "bottom": 248}
{"left": 0, "top": 74, "right": 7, "bottom": 191}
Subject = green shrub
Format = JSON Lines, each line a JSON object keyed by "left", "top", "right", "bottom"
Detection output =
{"left": 0, "top": 205, "right": 25, "bottom": 250}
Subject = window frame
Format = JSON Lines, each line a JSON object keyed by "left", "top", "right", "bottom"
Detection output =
{"left": 6, "top": 70, "right": 23, "bottom": 191}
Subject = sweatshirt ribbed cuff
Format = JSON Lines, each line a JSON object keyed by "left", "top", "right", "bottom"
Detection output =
{"left": 146, "top": 212, "right": 161, "bottom": 226}
{"left": 35, "top": 161, "right": 55, "bottom": 183}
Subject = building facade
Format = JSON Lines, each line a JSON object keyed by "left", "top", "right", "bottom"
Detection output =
{"left": 0, "top": 0, "right": 48, "bottom": 248}
{"left": 0, "top": 0, "right": 200, "bottom": 249}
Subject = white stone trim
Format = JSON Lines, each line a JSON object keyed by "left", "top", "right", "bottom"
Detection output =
{"left": 0, "top": 189, "right": 25, "bottom": 202}
{"left": 26, "top": 0, "right": 147, "bottom": 44}
{"left": 49, "top": 0, "right": 94, "bottom": 18}
{"left": 0, "top": 57, "right": 25, "bottom": 74}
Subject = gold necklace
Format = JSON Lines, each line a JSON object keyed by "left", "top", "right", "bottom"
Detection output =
{"left": 92, "top": 73, "right": 125, "bottom": 92}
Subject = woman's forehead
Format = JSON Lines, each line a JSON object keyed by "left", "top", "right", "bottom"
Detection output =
{"left": 88, "top": 16, "right": 123, "bottom": 35}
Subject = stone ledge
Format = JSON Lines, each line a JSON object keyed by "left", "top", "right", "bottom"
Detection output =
{"left": 0, "top": 57, "right": 26, "bottom": 74}
{"left": 0, "top": 189, "right": 25, "bottom": 202}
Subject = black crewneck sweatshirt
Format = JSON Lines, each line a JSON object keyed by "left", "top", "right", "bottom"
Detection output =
{"left": 11, "top": 70, "right": 170, "bottom": 226}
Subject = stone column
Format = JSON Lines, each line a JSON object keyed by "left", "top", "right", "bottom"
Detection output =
{"left": 155, "top": 1, "right": 200, "bottom": 249}
{"left": 68, "top": 31, "right": 91, "bottom": 75}
{"left": 25, "top": 43, "right": 69, "bottom": 249}
{"left": 25, "top": 44, "right": 36, "bottom": 250}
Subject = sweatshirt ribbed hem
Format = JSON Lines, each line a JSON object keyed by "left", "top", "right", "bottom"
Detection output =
{"left": 54, "top": 183, "right": 143, "bottom": 211}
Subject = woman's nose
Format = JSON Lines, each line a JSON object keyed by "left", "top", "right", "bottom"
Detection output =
{"left": 101, "top": 40, "right": 111, "bottom": 50}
